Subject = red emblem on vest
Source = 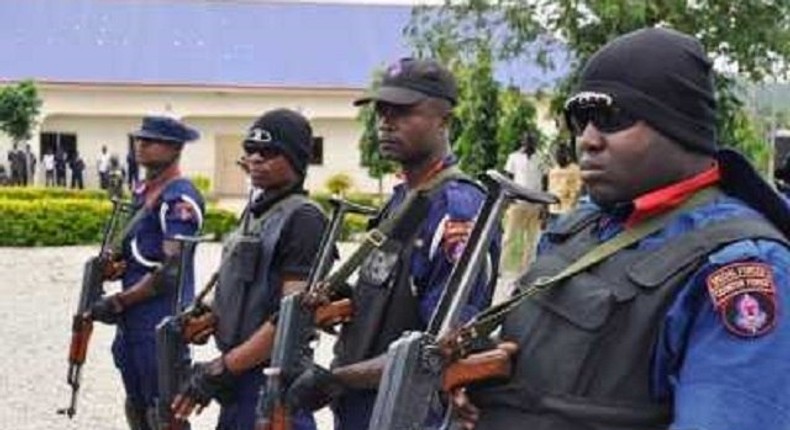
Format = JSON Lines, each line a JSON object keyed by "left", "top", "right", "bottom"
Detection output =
{"left": 706, "top": 262, "right": 777, "bottom": 338}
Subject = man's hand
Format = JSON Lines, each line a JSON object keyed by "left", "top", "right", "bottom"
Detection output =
{"left": 286, "top": 364, "right": 345, "bottom": 412}
{"left": 102, "top": 256, "right": 126, "bottom": 281}
{"left": 171, "top": 356, "right": 236, "bottom": 420}
{"left": 89, "top": 294, "right": 124, "bottom": 324}
{"left": 182, "top": 311, "right": 216, "bottom": 345}
{"left": 451, "top": 388, "right": 480, "bottom": 430}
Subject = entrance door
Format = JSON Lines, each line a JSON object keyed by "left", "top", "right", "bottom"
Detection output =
{"left": 215, "top": 134, "right": 247, "bottom": 196}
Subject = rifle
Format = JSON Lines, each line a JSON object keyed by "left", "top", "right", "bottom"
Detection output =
{"left": 155, "top": 234, "right": 213, "bottom": 430}
{"left": 366, "top": 170, "right": 558, "bottom": 430}
{"left": 255, "top": 198, "right": 378, "bottom": 430}
{"left": 58, "top": 199, "right": 134, "bottom": 418}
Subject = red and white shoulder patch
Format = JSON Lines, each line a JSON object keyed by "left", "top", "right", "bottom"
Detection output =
{"left": 173, "top": 201, "right": 197, "bottom": 222}
{"left": 706, "top": 262, "right": 777, "bottom": 338}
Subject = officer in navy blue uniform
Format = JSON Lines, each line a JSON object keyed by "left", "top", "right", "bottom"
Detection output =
{"left": 171, "top": 109, "right": 327, "bottom": 430}
{"left": 90, "top": 115, "right": 205, "bottom": 430}
{"left": 451, "top": 28, "right": 790, "bottom": 430}
{"left": 285, "top": 58, "right": 501, "bottom": 430}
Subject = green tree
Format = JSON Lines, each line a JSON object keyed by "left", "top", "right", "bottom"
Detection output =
{"left": 0, "top": 81, "right": 42, "bottom": 144}
{"left": 454, "top": 45, "right": 500, "bottom": 176}
{"left": 407, "top": 0, "right": 790, "bottom": 171}
{"left": 497, "top": 86, "right": 542, "bottom": 169}
{"left": 358, "top": 72, "right": 395, "bottom": 198}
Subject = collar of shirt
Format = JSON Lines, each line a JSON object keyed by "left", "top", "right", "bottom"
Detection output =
{"left": 595, "top": 164, "right": 721, "bottom": 237}
{"left": 134, "top": 164, "right": 181, "bottom": 208}
{"left": 394, "top": 154, "right": 457, "bottom": 193}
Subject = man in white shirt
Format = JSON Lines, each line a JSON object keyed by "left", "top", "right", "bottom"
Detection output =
{"left": 43, "top": 150, "right": 55, "bottom": 187}
{"left": 97, "top": 145, "right": 110, "bottom": 189}
{"left": 503, "top": 131, "right": 544, "bottom": 272}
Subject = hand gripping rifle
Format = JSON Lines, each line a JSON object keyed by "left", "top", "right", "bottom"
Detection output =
{"left": 366, "top": 170, "right": 558, "bottom": 430}
{"left": 58, "top": 198, "right": 134, "bottom": 418}
{"left": 255, "top": 197, "right": 378, "bottom": 430}
{"left": 155, "top": 234, "right": 214, "bottom": 430}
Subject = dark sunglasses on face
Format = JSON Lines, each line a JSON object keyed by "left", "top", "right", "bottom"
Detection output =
{"left": 242, "top": 142, "right": 282, "bottom": 160}
{"left": 563, "top": 93, "right": 637, "bottom": 136}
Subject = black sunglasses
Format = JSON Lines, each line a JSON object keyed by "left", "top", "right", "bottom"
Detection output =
{"left": 564, "top": 93, "right": 636, "bottom": 135}
{"left": 242, "top": 141, "right": 282, "bottom": 159}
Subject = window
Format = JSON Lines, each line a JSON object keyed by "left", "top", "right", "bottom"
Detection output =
{"left": 310, "top": 136, "right": 324, "bottom": 165}
{"left": 40, "top": 132, "right": 77, "bottom": 160}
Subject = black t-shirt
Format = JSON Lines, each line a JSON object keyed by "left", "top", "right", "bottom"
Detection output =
{"left": 272, "top": 203, "right": 328, "bottom": 278}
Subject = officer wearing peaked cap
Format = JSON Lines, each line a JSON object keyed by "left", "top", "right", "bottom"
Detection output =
{"left": 89, "top": 115, "right": 205, "bottom": 430}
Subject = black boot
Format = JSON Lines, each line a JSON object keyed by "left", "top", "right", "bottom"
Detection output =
{"left": 124, "top": 399, "right": 152, "bottom": 430}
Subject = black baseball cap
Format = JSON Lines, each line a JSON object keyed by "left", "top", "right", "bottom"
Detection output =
{"left": 353, "top": 58, "right": 458, "bottom": 107}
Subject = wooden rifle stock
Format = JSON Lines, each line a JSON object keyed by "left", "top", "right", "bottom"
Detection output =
{"left": 313, "top": 298, "right": 353, "bottom": 328}
{"left": 257, "top": 403, "right": 291, "bottom": 430}
{"left": 68, "top": 315, "right": 93, "bottom": 365}
{"left": 441, "top": 342, "right": 518, "bottom": 392}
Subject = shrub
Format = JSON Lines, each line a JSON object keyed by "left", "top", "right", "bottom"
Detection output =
{"left": 0, "top": 187, "right": 106, "bottom": 201}
{"left": 189, "top": 175, "right": 212, "bottom": 197}
{"left": 325, "top": 173, "right": 354, "bottom": 196}
{"left": 310, "top": 192, "right": 382, "bottom": 240}
{"left": 0, "top": 198, "right": 238, "bottom": 247}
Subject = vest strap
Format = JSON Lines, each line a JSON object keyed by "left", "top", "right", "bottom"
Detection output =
{"left": 464, "top": 186, "right": 721, "bottom": 345}
{"left": 324, "top": 166, "right": 469, "bottom": 291}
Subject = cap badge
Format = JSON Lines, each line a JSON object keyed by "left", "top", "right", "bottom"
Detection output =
{"left": 247, "top": 127, "right": 273, "bottom": 143}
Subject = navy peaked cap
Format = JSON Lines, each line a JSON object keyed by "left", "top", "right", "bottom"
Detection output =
{"left": 130, "top": 116, "right": 200, "bottom": 144}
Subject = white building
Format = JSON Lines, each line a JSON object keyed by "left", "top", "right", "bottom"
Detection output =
{"left": 0, "top": 0, "right": 565, "bottom": 196}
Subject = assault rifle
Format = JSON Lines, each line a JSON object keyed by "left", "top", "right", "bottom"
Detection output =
{"left": 58, "top": 199, "right": 134, "bottom": 418}
{"left": 255, "top": 197, "right": 378, "bottom": 430}
{"left": 366, "top": 170, "right": 558, "bottom": 430}
{"left": 155, "top": 234, "right": 213, "bottom": 430}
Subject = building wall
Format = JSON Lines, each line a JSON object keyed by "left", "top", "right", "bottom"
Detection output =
{"left": 0, "top": 82, "right": 404, "bottom": 194}
{"left": 1, "top": 81, "right": 555, "bottom": 194}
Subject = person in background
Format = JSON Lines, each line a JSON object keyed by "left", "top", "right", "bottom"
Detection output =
{"left": 43, "top": 150, "right": 56, "bottom": 187}
{"left": 24, "top": 144, "right": 36, "bottom": 186}
{"left": 70, "top": 150, "right": 85, "bottom": 190}
{"left": 97, "top": 145, "right": 111, "bottom": 189}
{"left": 502, "top": 131, "right": 545, "bottom": 272}
{"left": 546, "top": 141, "right": 582, "bottom": 222}
{"left": 55, "top": 148, "right": 68, "bottom": 187}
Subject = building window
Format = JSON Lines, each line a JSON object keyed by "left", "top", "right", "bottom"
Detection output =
{"left": 310, "top": 136, "right": 324, "bottom": 165}
{"left": 40, "top": 132, "right": 77, "bottom": 160}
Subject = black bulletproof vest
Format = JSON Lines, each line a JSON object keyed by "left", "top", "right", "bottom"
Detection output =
{"left": 332, "top": 194, "right": 431, "bottom": 366}
{"left": 213, "top": 194, "right": 315, "bottom": 352}
{"left": 473, "top": 208, "right": 788, "bottom": 430}
{"left": 333, "top": 176, "right": 479, "bottom": 366}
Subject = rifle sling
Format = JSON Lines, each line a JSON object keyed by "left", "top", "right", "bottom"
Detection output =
{"left": 324, "top": 166, "right": 468, "bottom": 291}
{"left": 109, "top": 176, "right": 185, "bottom": 252}
{"left": 464, "top": 186, "right": 721, "bottom": 343}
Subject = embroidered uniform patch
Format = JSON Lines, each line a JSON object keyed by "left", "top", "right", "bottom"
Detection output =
{"left": 173, "top": 201, "right": 197, "bottom": 222}
{"left": 442, "top": 220, "right": 473, "bottom": 262}
{"left": 706, "top": 262, "right": 777, "bottom": 338}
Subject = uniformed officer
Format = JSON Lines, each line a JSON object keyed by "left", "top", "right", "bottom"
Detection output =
{"left": 452, "top": 28, "right": 790, "bottom": 430}
{"left": 89, "top": 115, "right": 205, "bottom": 429}
{"left": 171, "top": 109, "right": 327, "bottom": 430}
{"left": 285, "top": 58, "right": 501, "bottom": 430}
